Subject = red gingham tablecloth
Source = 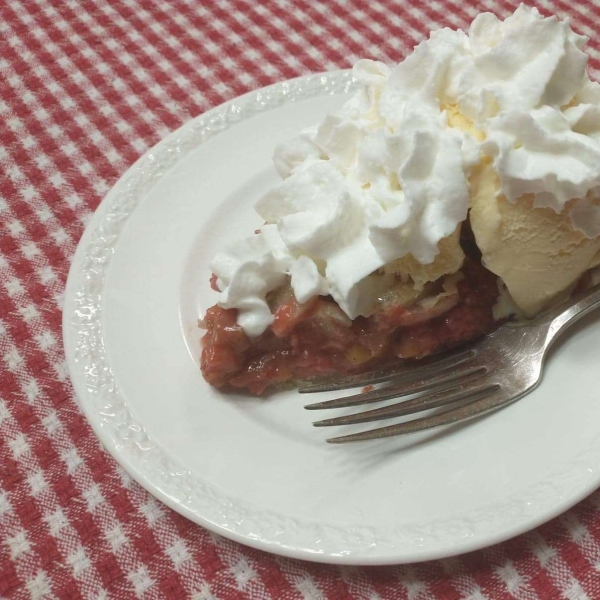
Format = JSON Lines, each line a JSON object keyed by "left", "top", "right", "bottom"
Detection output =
{"left": 2, "top": 0, "right": 600, "bottom": 598}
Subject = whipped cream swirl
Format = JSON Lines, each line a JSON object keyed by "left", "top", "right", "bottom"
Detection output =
{"left": 210, "top": 5, "right": 600, "bottom": 336}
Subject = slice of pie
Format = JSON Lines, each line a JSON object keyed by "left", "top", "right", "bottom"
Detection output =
{"left": 199, "top": 6, "right": 600, "bottom": 394}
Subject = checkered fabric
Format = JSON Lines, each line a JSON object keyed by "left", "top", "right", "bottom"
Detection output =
{"left": 2, "top": 0, "right": 600, "bottom": 598}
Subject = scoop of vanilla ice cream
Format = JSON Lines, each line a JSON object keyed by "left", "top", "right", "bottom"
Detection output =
{"left": 210, "top": 5, "right": 600, "bottom": 336}
{"left": 459, "top": 7, "right": 600, "bottom": 315}
{"left": 470, "top": 159, "right": 600, "bottom": 316}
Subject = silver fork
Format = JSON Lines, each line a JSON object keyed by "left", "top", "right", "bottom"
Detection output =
{"left": 301, "top": 283, "right": 600, "bottom": 443}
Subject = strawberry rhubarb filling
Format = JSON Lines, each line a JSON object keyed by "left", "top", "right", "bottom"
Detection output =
{"left": 201, "top": 260, "right": 498, "bottom": 394}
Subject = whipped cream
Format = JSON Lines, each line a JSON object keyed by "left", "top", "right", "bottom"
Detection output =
{"left": 210, "top": 5, "right": 600, "bottom": 336}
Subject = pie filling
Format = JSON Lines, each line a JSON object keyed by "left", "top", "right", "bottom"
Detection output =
{"left": 200, "top": 257, "right": 499, "bottom": 395}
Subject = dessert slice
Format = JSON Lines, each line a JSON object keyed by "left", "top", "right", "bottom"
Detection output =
{"left": 200, "top": 6, "right": 600, "bottom": 394}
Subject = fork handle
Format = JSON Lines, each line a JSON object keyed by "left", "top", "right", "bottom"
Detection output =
{"left": 543, "top": 282, "right": 600, "bottom": 347}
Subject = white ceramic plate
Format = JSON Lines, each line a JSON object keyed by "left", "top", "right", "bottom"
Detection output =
{"left": 63, "top": 71, "right": 600, "bottom": 565}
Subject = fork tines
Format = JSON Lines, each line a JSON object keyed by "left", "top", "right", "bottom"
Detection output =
{"left": 324, "top": 384, "right": 501, "bottom": 444}
{"left": 301, "top": 347, "right": 504, "bottom": 443}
